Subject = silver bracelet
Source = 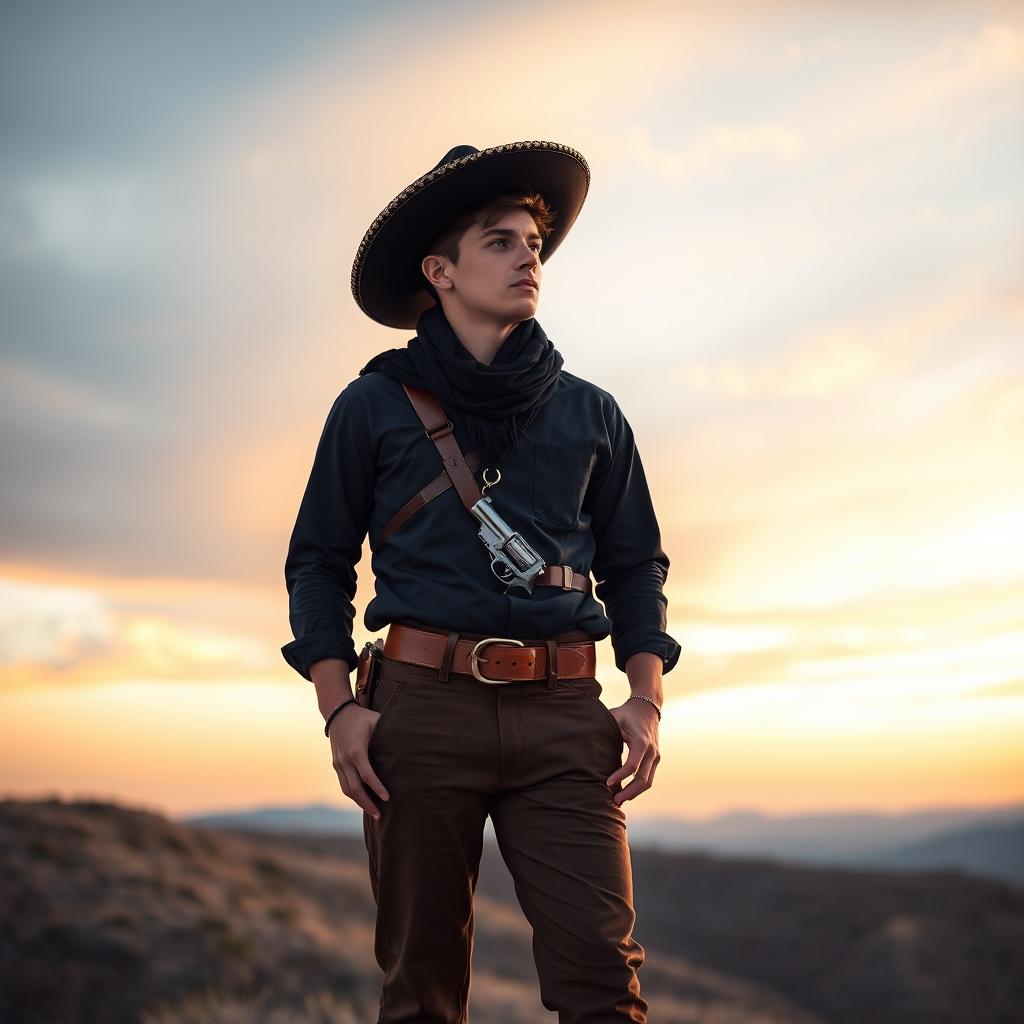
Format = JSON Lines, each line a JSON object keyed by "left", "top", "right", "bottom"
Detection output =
{"left": 628, "top": 693, "right": 662, "bottom": 720}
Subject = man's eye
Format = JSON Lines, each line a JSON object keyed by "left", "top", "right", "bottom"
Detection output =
{"left": 490, "top": 239, "right": 542, "bottom": 252}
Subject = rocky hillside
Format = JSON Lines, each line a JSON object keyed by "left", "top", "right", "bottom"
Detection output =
{"left": 2, "top": 797, "right": 1022, "bottom": 1023}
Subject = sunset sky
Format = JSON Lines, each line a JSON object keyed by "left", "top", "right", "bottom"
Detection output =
{"left": 2, "top": 0, "right": 1022, "bottom": 821}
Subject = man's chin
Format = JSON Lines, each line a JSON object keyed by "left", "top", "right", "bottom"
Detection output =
{"left": 464, "top": 293, "right": 539, "bottom": 325}
{"left": 509, "top": 289, "right": 539, "bottom": 309}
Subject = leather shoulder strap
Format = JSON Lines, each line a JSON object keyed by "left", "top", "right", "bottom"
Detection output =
{"left": 379, "top": 450, "right": 481, "bottom": 544}
{"left": 401, "top": 382, "right": 482, "bottom": 510}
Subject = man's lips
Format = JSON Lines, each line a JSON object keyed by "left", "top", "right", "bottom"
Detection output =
{"left": 513, "top": 280, "right": 538, "bottom": 291}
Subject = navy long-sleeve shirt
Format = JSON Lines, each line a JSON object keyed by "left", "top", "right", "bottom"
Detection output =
{"left": 281, "top": 367, "right": 681, "bottom": 680}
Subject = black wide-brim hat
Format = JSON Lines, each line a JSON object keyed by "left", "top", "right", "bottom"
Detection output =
{"left": 351, "top": 140, "right": 590, "bottom": 329}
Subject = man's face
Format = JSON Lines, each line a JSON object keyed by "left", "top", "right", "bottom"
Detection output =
{"left": 426, "top": 207, "right": 543, "bottom": 325}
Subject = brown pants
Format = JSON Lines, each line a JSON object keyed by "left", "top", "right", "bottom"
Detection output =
{"left": 362, "top": 636, "right": 648, "bottom": 1023}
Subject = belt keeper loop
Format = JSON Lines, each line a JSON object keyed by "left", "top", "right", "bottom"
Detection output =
{"left": 439, "top": 631, "right": 459, "bottom": 683}
{"left": 545, "top": 640, "right": 558, "bottom": 689}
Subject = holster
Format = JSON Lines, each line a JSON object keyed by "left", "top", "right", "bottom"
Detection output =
{"left": 355, "top": 638, "right": 385, "bottom": 708}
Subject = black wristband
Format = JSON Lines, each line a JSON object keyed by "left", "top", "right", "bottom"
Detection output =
{"left": 324, "top": 698, "right": 358, "bottom": 737}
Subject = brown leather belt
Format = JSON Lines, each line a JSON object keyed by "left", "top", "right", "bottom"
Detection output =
{"left": 383, "top": 622, "right": 597, "bottom": 687}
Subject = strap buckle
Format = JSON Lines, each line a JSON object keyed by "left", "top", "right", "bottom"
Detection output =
{"left": 425, "top": 418, "right": 454, "bottom": 440}
{"left": 469, "top": 637, "right": 526, "bottom": 684}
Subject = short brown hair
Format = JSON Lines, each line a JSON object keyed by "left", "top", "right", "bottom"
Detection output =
{"left": 420, "top": 191, "right": 556, "bottom": 304}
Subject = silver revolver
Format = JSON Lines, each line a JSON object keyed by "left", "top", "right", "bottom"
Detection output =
{"left": 470, "top": 494, "right": 546, "bottom": 594}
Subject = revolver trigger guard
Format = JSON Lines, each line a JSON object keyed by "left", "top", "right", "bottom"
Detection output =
{"left": 490, "top": 557, "right": 515, "bottom": 583}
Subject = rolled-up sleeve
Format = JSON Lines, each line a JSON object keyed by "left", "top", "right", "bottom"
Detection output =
{"left": 586, "top": 397, "right": 682, "bottom": 675}
{"left": 281, "top": 383, "right": 375, "bottom": 681}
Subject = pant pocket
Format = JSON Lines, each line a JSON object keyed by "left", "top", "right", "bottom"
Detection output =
{"left": 559, "top": 679, "right": 624, "bottom": 749}
{"left": 368, "top": 677, "right": 405, "bottom": 752}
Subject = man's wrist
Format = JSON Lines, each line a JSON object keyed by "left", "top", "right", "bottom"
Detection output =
{"left": 324, "top": 698, "right": 359, "bottom": 737}
{"left": 310, "top": 657, "right": 357, "bottom": 721}
{"left": 624, "top": 651, "right": 664, "bottom": 706}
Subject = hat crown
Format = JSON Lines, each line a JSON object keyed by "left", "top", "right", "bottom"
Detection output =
{"left": 433, "top": 145, "right": 479, "bottom": 171}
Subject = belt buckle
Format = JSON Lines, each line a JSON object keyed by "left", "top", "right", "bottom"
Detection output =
{"left": 470, "top": 637, "right": 525, "bottom": 684}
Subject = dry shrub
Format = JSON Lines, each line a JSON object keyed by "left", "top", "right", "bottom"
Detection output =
{"left": 139, "top": 986, "right": 363, "bottom": 1024}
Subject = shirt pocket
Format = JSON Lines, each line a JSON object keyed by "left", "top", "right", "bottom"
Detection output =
{"left": 532, "top": 440, "right": 596, "bottom": 529}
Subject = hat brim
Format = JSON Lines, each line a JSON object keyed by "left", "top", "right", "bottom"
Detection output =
{"left": 351, "top": 140, "right": 590, "bottom": 330}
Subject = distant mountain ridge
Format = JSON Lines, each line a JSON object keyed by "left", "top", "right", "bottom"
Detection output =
{"left": 184, "top": 799, "right": 1024, "bottom": 886}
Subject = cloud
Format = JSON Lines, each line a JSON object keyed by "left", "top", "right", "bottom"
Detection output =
{"left": 669, "top": 270, "right": 1018, "bottom": 402}
{"left": 0, "top": 576, "right": 114, "bottom": 669}
{"left": 973, "top": 677, "right": 1024, "bottom": 698}
{"left": 0, "top": 358, "right": 133, "bottom": 426}
{"left": 676, "top": 327, "right": 877, "bottom": 399}
{"left": 0, "top": 571, "right": 283, "bottom": 690}
{"left": 628, "top": 16, "right": 1024, "bottom": 187}
{"left": 666, "top": 573, "right": 1024, "bottom": 701}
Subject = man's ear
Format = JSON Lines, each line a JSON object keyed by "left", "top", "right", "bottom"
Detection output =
{"left": 422, "top": 254, "right": 452, "bottom": 292}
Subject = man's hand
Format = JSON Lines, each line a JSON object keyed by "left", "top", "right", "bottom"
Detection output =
{"left": 310, "top": 658, "right": 391, "bottom": 821}
{"left": 605, "top": 698, "right": 660, "bottom": 806}
{"left": 327, "top": 704, "right": 391, "bottom": 821}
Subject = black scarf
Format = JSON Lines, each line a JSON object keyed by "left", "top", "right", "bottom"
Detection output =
{"left": 358, "top": 303, "right": 563, "bottom": 467}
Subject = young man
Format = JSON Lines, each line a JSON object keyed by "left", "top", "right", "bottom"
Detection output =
{"left": 282, "top": 141, "right": 680, "bottom": 1023}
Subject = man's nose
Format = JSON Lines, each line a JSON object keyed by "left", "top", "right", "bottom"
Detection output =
{"left": 518, "top": 244, "right": 540, "bottom": 269}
